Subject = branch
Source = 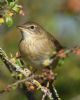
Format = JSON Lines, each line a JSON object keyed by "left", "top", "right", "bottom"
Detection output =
{"left": 0, "top": 47, "right": 79, "bottom": 100}
{"left": 0, "top": 48, "right": 59, "bottom": 100}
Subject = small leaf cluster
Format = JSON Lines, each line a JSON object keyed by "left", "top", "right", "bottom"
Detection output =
{"left": 0, "top": 0, "right": 24, "bottom": 27}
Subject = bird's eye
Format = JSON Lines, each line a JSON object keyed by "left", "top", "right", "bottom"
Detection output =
{"left": 30, "top": 25, "right": 35, "bottom": 29}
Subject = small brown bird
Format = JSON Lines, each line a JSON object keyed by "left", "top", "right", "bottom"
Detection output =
{"left": 18, "top": 22, "right": 63, "bottom": 70}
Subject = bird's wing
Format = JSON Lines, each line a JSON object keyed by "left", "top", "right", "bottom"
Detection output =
{"left": 47, "top": 32, "right": 63, "bottom": 51}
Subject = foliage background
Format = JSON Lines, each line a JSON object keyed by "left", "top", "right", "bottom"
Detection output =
{"left": 0, "top": 0, "right": 80, "bottom": 100}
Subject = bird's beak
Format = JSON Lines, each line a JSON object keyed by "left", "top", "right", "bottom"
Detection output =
{"left": 17, "top": 26, "right": 25, "bottom": 30}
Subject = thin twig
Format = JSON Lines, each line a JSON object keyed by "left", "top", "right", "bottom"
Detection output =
{"left": 49, "top": 82, "right": 61, "bottom": 100}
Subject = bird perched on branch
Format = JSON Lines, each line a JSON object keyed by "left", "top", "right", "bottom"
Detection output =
{"left": 18, "top": 22, "right": 63, "bottom": 70}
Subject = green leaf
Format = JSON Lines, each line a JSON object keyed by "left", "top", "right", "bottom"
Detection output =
{"left": 58, "top": 59, "right": 65, "bottom": 66}
{"left": 12, "top": 84, "right": 17, "bottom": 90}
{"left": 9, "top": 2, "right": 15, "bottom": 8}
{"left": 12, "top": 4, "right": 20, "bottom": 13}
{"left": 8, "top": 0, "right": 17, "bottom": 3}
{"left": 16, "top": 59, "right": 23, "bottom": 67}
{"left": 5, "top": 16, "right": 13, "bottom": 27}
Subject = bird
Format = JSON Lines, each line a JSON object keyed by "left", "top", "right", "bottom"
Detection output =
{"left": 18, "top": 22, "right": 63, "bottom": 70}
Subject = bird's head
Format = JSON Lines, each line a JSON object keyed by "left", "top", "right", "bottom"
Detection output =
{"left": 18, "top": 22, "right": 46, "bottom": 39}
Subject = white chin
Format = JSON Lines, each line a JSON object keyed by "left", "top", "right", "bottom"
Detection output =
{"left": 23, "top": 31, "right": 33, "bottom": 38}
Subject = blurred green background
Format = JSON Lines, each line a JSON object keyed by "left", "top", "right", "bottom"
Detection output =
{"left": 0, "top": 0, "right": 80, "bottom": 100}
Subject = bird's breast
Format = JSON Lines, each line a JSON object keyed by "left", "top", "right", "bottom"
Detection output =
{"left": 19, "top": 37, "right": 55, "bottom": 67}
